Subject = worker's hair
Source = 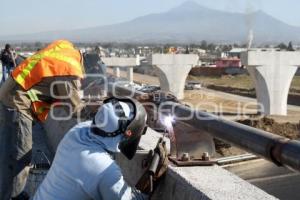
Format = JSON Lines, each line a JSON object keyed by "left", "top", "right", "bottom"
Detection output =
{"left": 5, "top": 44, "right": 11, "bottom": 50}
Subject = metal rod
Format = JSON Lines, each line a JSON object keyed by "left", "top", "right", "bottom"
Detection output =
{"left": 216, "top": 154, "right": 258, "bottom": 165}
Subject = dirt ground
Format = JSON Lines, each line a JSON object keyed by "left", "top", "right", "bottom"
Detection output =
{"left": 188, "top": 74, "right": 300, "bottom": 100}
{"left": 214, "top": 117, "right": 300, "bottom": 157}
{"left": 214, "top": 139, "right": 246, "bottom": 157}
{"left": 188, "top": 74, "right": 300, "bottom": 106}
{"left": 238, "top": 117, "right": 300, "bottom": 140}
{"left": 188, "top": 74, "right": 255, "bottom": 90}
{"left": 183, "top": 89, "right": 257, "bottom": 117}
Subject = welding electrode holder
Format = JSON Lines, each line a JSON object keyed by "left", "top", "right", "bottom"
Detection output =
{"left": 148, "top": 138, "right": 163, "bottom": 192}
{"left": 136, "top": 138, "right": 168, "bottom": 195}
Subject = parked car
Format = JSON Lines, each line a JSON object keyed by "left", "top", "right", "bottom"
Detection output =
{"left": 185, "top": 81, "right": 202, "bottom": 90}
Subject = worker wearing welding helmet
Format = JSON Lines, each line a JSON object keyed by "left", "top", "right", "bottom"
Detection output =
{"left": 33, "top": 97, "right": 168, "bottom": 200}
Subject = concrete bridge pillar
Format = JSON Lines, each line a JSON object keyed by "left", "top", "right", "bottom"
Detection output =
{"left": 102, "top": 56, "right": 140, "bottom": 84}
{"left": 152, "top": 54, "right": 199, "bottom": 100}
{"left": 241, "top": 50, "right": 300, "bottom": 115}
{"left": 127, "top": 67, "right": 134, "bottom": 84}
{"left": 113, "top": 67, "right": 120, "bottom": 78}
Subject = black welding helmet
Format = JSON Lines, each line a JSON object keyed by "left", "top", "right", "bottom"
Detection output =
{"left": 92, "top": 97, "right": 147, "bottom": 160}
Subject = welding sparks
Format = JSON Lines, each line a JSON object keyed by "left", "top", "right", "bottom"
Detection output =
{"left": 161, "top": 115, "right": 176, "bottom": 142}
{"left": 163, "top": 115, "right": 175, "bottom": 129}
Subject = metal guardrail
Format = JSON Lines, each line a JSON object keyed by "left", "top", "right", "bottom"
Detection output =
{"left": 108, "top": 82, "right": 300, "bottom": 172}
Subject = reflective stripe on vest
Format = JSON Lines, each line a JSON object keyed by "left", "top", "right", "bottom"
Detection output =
{"left": 12, "top": 40, "right": 84, "bottom": 90}
{"left": 27, "top": 89, "right": 39, "bottom": 102}
{"left": 14, "top": 51, "right": 82, "bottom": 86}
{"left": 27, "top": 89, "right": 51, "bottom": 122}
{"left": 32, "top": 101, "right": 51, "bottom": 122}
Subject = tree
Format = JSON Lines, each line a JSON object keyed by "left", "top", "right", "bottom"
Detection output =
{"left": 163, "top": 44, "right": 171, "bottom": 53}
{"left": 241, "top": 43, "right": 248, "bottom": 48}
{"left": 233, "top": 43, "right": 240, "bottom": 48}
{"left": 287, "top": 41, "right": 295, "bottom": 51}
{"left": 222, "top": 45, "right": 232, "bottom": 52}
{"left": 34, "top": 42, "right": 43, "bottom": 51}
{"left": 200, "top": 40, "right": 208, "bottom": 50}
{"left": 276, "top": 42, "right": 288, "bottom": 50}
{"left": 207, "top": 43, "right": 216, "bottom": 51}
{"left": 185, "top": 45, "right": 190, "bottom": 54}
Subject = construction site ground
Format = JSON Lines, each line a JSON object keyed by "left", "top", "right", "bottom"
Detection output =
{"left": 188, "top": 74, "right": 300, "bottom": 106}
{"left": 189, "top": 74, "right": 300, "bottom": 92}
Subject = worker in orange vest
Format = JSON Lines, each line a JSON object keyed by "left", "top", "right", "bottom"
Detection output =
{"left": 0, "top": 40, "right": 85, "bottom": 200}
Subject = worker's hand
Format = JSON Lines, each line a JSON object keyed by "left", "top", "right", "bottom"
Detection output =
{"left": 153, "top": 140, "right": 168, "bottom": 181}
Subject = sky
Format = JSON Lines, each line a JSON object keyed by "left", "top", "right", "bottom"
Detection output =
{"left": 0, "top": 0, "right": 299, "bottom": 36}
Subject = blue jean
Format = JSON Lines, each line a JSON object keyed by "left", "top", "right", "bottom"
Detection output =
{"left": 0, "top": 103, "right": 33, "bottom": 199}
{"left": 1, "top": 65, "right": 13, "bottom": 83}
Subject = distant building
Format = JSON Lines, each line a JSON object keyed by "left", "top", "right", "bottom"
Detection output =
{"left": 176, "top": 46, "right": 186, "bottom": 54}
{"left": 216, "top": 57, "right": 241, "bottom": 68}
{"left": 168, "top": 47, "right": 177, "bottom": 54}
{"left": 138, "top": 46, "right": 152, "bottom": 57}
{"left": 227, "top": 48, "right": 247, "bottom": 58}
{"left": 196, "top": 48, "right": 206, "bottom": 55}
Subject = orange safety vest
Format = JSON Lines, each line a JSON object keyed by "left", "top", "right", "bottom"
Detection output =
{"left": 12, "top": 40, "right": 85, "bottom": 121}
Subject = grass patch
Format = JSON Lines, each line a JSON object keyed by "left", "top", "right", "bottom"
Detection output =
{"left": 188, "top": 74, "right": 300, "bottom": 93}
{"left": 188, "top": 74, "right": 254, "bottom": 89}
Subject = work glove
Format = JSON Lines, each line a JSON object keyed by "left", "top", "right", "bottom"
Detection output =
{"left": 136, "top": 139, "right": 169, "bottom": 195}
{"left": 153, "top": 140, "right": 168, "bottom": 180}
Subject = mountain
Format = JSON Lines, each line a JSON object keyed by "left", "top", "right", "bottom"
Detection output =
{"left": 2, "top": 1, "right": 300, "bottom": 43}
